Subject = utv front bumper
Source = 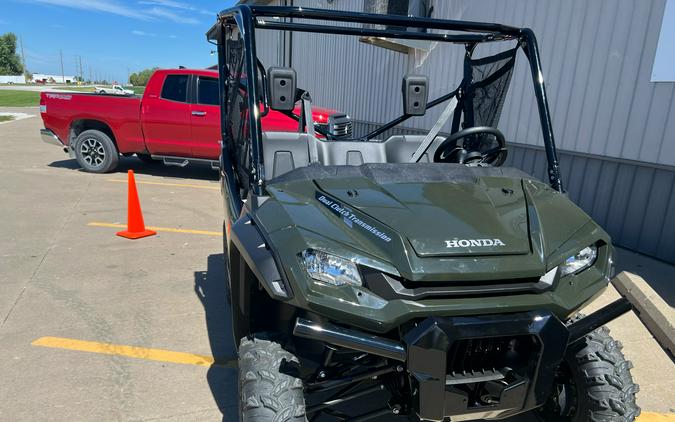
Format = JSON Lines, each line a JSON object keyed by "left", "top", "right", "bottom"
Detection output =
{"left": 294, "top": 298, "right": 631, "bottom": 421}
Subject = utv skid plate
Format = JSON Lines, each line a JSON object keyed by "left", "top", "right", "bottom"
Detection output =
{"left": 294, "top": 298, "right": 632, "bottom": 421}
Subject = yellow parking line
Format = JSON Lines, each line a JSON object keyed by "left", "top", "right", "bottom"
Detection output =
{"left": 638, "top": 413, "right": 675, "bottom": 421}
{"left": 88, "top": 222, "right": 222, "bottom": 237}
{"left": 32, "top": 337, "right": 215, "bottom": 367}
{"left": 107, "top": 179, "right": 219, "bottom": 190}
{"left": 27, "top": 336, "right": 675, "bottom": 418}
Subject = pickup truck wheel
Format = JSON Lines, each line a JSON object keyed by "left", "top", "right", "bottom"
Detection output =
{"left": 239, "top": 337, "right": 306, "bottom": 422}
{"left": 74, "top": 130, "right": 119, "bottom": 173}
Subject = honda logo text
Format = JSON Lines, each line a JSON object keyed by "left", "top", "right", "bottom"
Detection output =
{"left": 445, "top": 239, "right": 506, "bottom": 248}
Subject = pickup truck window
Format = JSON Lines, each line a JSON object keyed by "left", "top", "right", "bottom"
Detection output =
{"left": 161, "top": 74, "right": 189, "bottom": 102}
{"left": 197, "top": 77, "right": 219, "bottom": 106}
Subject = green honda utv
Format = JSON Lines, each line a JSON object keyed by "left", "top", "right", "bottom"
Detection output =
{"left": 207, "top": 5, "right": 639, "bottom": 422}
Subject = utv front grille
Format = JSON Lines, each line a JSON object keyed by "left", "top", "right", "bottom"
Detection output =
{"left": 445, "top": 335, "right": 539, "bottom": 384}
{"left": 360, "top": 267, "right": 552, "bottom": 300}
{"left": 405, "top": 313, "right": 567, "bottom": 420}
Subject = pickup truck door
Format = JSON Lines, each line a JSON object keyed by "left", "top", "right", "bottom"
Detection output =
{"left": 141, "top": 74, "right": 194, "bottom": 157}
{"left": 190, "top": 76, "right": 221, "bottom": 159}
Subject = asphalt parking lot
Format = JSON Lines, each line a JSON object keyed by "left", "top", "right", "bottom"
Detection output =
{"left": 1, "top": 108, "right": 673, "bottom": 421}
{"left": 1, "top": 107, "right": 234, "bottom": 421}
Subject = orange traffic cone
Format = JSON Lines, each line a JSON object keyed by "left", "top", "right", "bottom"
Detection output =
{"left": 116, "top": 170, "right": 156, "bottom": 240}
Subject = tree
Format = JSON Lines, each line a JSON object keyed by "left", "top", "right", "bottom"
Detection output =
{"left": 129, "top": 67, "right": 158, "bottom": 86}
{"left": 0, "top": 33, "right": 24, "bottom": 75}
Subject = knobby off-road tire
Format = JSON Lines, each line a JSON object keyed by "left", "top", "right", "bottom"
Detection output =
{"left": 73, "top": 129, "right": 119, "bottom": 173}
{"left": 537, "top": 322, "right": 640, "bottom": 422}
{"left": 239, "top": 337, "right": 307, "bottom": 422}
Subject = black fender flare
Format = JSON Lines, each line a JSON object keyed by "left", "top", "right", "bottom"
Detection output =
{"left": 229, "top": 214, "right": 293, "bottom": 302}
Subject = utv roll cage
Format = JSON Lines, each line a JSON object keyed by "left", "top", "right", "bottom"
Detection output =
{"left": 206, "top": 5, "right": 564, "bottom": 197}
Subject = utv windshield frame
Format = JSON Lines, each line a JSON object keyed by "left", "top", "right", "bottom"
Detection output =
{"left": 207, "top": 5, "right": 564, "bottom": 199}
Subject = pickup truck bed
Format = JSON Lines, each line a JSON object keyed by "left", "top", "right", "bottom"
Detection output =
{"left": 39, "top": 68, "right": 347, "bottom": 173}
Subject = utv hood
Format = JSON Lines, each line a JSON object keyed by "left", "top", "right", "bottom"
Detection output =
{"left": 315, "top": 176, "right": 530, "bottom": 257}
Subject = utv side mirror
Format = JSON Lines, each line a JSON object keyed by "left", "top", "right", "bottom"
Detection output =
{"left": 267, "top": 67, "right": 297, "bottom": 111}
{"left": 402, "top": 75, "right": 428, "bottom": 116}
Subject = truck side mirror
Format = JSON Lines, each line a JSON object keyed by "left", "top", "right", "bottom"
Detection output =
{"left": 402, "top": 75, "right": 428, "bottom": 116}
{"left": 267, "top": 67, "right": 297, "bottom": 111}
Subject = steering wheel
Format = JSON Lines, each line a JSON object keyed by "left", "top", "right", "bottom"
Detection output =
{"left": 433, "top": 126, "right": 507, "bottom": 166}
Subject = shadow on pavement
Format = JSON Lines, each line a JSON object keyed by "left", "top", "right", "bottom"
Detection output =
{"left": 49, "top": 156, "right": 219, "bottom": 182}
{"left": 194, "top": 253, "right": 238, "bottom": 421}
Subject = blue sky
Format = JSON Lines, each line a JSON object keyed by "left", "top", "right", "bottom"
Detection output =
{"left": 2, "top": 0, "right": 237, "bottom": 83}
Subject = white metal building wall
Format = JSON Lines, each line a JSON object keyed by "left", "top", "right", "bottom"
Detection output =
{"left": 252, "top": 0, "right": 675, "bottom": 263}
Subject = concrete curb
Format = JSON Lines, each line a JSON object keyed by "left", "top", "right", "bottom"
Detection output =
{"left": 612, "top": 271, "right": 675, "bottom": 357}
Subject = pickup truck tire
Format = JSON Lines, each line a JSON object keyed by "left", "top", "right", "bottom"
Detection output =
{"left": 73, "top": 130, "right": 119, "bottom": 173}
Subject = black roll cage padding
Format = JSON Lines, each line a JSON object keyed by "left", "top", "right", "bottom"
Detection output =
{"left": 208, "top": 5, "right": 564, "bottom": 195}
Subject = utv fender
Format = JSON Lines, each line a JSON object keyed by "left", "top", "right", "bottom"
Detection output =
{"left": 229, "top": 214, "right": 292, "bottom": 301}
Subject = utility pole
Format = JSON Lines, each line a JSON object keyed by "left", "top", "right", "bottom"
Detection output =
{"left": 79, "top": 56, "right": 83, "bottom": 83}
{"left": 127, "top": 67, "right": 130, "bottom": 85}
{"left": 60, "top": 50, "right": 65, "bottom": 84}
{"left": 19, "top": 36, "right": 27, "bottom": 82}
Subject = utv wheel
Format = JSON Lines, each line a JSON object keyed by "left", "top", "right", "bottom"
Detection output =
{"left": 537, "top": 323, "right": 640, "bottom": 422}
{"left": 239, "top": 337, "right": 306, "bottom": 422}
{"left": 73, "top": 129, "right": 119, "bottom": 173}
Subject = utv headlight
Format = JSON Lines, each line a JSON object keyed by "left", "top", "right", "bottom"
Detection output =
{"left": 560, "top": 245, "right": 597, "bottom": 276}
{"left": 301, "top": 249, "right": 362, "bottom": 286}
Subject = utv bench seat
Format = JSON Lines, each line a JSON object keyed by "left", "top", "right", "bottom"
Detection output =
{"left": 262, "top": 132, "right": 447, "bottom": 180}
{"left": 262, "top": 131, "right": 534, "bottom": 184}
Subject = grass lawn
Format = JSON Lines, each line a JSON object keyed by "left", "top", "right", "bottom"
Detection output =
{"left": 0, "top": 115, "right": 14, "bottom": 123}
{"left": 53, "top": 86, "right": 96, "bottom": 93}
{"left": 0, "top": 90, "right": 40, "bottom": 107}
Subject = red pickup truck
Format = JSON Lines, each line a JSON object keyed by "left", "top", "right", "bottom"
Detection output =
{"left": 39, "top": 68, "right": 349, "bottom": 173}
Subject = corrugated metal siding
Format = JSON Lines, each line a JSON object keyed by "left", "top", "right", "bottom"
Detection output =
{"left": 288, "top": 0, "right": 409, "bottom": 123}
{"left": 422, "top": 0, "right": 675, "bottom": 167}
